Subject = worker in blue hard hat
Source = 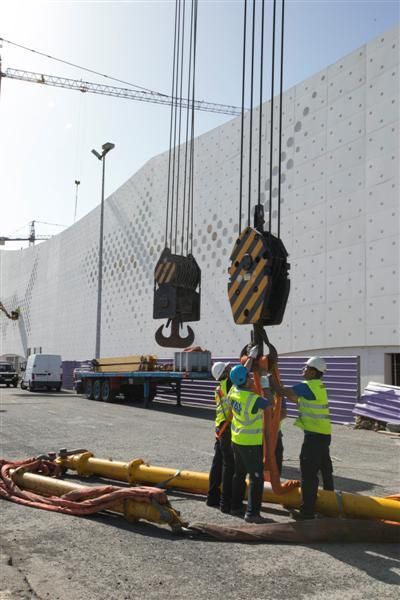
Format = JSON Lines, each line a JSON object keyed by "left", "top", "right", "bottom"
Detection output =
{"left": 206, "top": 361, "right": 235, "bottom": 513}
{"left": 227, "top": 347, "right": 274, "bottom": 524}
{"left": 270, "top": 356, "right": 334, "bottom": 520}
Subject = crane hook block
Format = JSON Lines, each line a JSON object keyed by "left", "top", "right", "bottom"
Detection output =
{"left": 153, "top": 248, "right": 201, "bottom": 347}
{"left": 227, "top": 227, "right": 290, "bottom": 326}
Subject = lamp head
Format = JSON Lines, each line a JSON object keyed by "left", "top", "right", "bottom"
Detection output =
{"left": 102, "top": 142, "right": 115, "bottom": 154}
{"left": 91, "top": 149, "right": 102, "bottom": 160}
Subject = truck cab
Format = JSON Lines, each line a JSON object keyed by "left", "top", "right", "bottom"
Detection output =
{"left": 0, "top": 361, "right": 19, "bottom": 387}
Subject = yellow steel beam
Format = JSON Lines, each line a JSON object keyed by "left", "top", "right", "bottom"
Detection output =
{"left": 56, "top": 452, "right": 400, "bottom": 523}
{"left": 11, "top": 468, "right": 184, "bottom": 529}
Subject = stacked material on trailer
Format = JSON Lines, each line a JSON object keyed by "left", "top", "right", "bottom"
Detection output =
{"left": 353, "top": 382, "right": 400, "bottom": 427}
{"left": 92, "top": 356, "right": 157, "bottom": 373}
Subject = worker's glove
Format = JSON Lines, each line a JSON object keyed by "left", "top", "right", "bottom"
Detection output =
{"left": 260, "top": 375, "right": 270, "bottom": 389}
{"left": 249, "top": 345, "right": 259, "bottom": 359}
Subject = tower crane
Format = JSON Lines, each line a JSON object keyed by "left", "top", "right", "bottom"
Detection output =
{"left": 0, "top": 220, "right": 55, "bottom": 246}
{"left": 0, "top": 66, "right": 243, "bottom": 116}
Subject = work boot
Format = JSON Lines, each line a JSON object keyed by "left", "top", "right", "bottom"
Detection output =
{"left": 244, "top": 513, "right": 267, "bottom": 524}
{"left": 205, "top": 497, "right": 220, "bottom": 508}
{"left": 290, "top": 509, "right": 315, "bottom": 520}
{"left": 220, "top": 504, "right": 231, "bottom": 514}
{"left": 230, "top": 506, "right": 245, "bottom": 517}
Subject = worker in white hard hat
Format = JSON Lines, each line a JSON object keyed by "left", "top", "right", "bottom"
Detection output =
{"left": 270, "top": 356, "right": 334, "bottom": 520}
{"left": 206, "top": 361, "right": 235, "bottom": 513}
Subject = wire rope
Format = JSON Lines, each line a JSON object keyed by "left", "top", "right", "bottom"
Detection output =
{"left": 165, "top": 0, "right": 179, "bottom": 247}
{"left": 268, "top": 0, "right": 277, "bottom": 233}
{"left": 189, "top": 0, "right": 198, "bottom": 255}
{"left": 174, "top": 0, "right": 186, "bottom": 254}
{"left": 257, "top": 0, "right": 265, "bottom": 209}
{"left": 247, "top": 0, "right": 257, "bottom": 227}
{"left": 182, "top": 0, "right": 195, "bottom": 255}
{"left": 238, "top": 0, "right": 247, "bottom": 234}
{"left": 170, "top": 0, "right": 182, "bottom": 249}
{"left": 277, "top": 0, "right": 285, "bottom": 239}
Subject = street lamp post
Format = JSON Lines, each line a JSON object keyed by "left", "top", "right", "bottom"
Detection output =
{"left": 91, "top": 142, "right": 115, "bottom": 359}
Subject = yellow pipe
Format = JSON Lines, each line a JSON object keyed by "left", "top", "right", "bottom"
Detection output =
{"left": 10, "top": 468, "right": 184, "bottom": 529}
{"left": 57, "top": 452, "right": 400, "bottom": 523}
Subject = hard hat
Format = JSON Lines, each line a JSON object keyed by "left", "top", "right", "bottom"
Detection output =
{"left": 305, "top": 356, "right": 327, "bottom": 374}
{"left": 211, "top": 362, "right": 229, "bottom": 381}
{"left": 230, "top": 365, "right": 248, "bottom": 387}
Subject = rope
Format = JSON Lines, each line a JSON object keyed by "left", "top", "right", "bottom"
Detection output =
{"left": 257, "top": 0, "right": 265, "bottom": 209}
{"left": 165, "top": 0, "right": 179, "bottom": 247}
{"left": 238, "top": 0, "right": 247, "bottom": 235}
{"left": 268, "top": 0, "right": 277, "bottom": 233}
{"left": 164, "top": 0, "right": 198, "bottom": 256}
{"left": 181, "top": 0, "right": 195, "bottom": 255}
{"left": 277, "top": 0, "right": 285, "bottom": 238}
{"left": 247, "top": 0, "right": 257, "bottom": 227}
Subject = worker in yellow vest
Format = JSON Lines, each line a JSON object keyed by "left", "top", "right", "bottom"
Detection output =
{"left": 228, "top": 355, "right": 273, "bottom": 524}
{"left": 270, "top": 356, "right": 334, "bottom": 520}
{"left": 206, "top": 361, "right": 235, "bottom": 513}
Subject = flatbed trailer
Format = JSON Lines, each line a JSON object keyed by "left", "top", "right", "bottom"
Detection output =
{"left": 75, "top": 369, "right": 211, "bottom": 408}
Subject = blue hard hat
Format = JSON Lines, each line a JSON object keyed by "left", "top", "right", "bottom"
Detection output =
{"left": 230, "top": 364, "right": 248, "bottom": 387}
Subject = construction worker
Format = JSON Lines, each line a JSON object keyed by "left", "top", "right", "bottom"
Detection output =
{"left": 206, "top": 361, "right": 234, "bottom": 513}
{"left": 270, "top": 356, "right": 334, "bottom": 520}
{"left": 228, "top": 350, "right": 273, "bottom": 524}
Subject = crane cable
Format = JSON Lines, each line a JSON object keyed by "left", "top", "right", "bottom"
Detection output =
{"left": 238, "top": 0, "right": 285, "bottom": 239}
{"left": 164, "top": 0, "right": 198, "bottom": 256}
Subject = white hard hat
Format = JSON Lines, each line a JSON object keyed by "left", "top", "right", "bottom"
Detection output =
{"left": 305, "top": 356, "right": 327, "bottom": 374}
{"left": 211, "top": 362, "right": 229, "bottom": 381}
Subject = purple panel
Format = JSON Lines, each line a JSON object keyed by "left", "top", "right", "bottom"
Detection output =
{"left": 155, "top": 355, "right": 360, "bottom": 425}
{"left": 353, "top": 381, "right": 400, "bottom": 424}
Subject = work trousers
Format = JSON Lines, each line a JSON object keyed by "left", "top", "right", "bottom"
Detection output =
{"left": 300, "top": 432, "right": 334, "bottom": 517}
{"left": 207, "top": 424, "right": 234, "bottom": 511}
{"left": 231, "top": 443, "right": 264, "bottom": 517}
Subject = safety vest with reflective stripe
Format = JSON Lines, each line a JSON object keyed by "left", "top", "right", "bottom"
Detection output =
{"left": 294, "top": 379, "right": 331, "bottom": 435}
{"left": 228, "top": 386, "right": 263, "bottom": 446}
{"left": 215, "top": 379, "right": 230, "bottom": 427}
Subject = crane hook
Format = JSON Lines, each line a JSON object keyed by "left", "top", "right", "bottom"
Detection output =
{"left": 155, "top": 318, "right": 195, "bottom": 349}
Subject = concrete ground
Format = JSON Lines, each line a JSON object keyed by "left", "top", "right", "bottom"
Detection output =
{"left": 0, "top": 387, "right": 399, "bottom": 600}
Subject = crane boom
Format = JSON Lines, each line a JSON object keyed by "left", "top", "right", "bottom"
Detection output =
{"left": 1, "top": 68, "right": 243, "bottom": 116}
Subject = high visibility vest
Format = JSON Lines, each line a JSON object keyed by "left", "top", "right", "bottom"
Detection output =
{"left": 215, "top": 379, "right": 230, "bottom": 427}
{"left": 228, "top": 386, "right": 263, "bottom": 446}
{"left": 295, "top": 379, "right": 331, "bottom": 435}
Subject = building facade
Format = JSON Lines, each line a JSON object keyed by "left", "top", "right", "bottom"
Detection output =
{"left": 1, "top": 26, "right": 399, "bottom": 390}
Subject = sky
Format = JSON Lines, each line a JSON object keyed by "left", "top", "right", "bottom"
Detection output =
{"left": 0, "top": 0, "right": 398, "bottom": 250}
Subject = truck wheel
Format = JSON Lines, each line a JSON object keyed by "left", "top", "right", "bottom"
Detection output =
{"left": 20, "top": 381, "right": 27, "bottom": 390}
{"left": 101, "top": 380, "right": 116, "bottom": 402}
{"left": 85, "top": 380, "right": 94, "bottom": 400}
{"left": 12, "top": 382, "right": 18, "bottom": 388}
{"left": 93, "top": 379, "right": 102, "bottom": 401}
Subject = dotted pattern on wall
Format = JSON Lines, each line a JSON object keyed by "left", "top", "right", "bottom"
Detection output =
{"left": 0, "top": 25, "right": 399, "bottom": 359}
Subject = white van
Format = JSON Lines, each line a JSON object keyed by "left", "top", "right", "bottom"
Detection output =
{"left": 21, "top": 354, "right": 62, "bottom": 392}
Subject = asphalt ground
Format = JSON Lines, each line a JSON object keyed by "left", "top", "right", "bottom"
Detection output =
{"left": 0, "top": 387, "right": 399, "bottom": 600}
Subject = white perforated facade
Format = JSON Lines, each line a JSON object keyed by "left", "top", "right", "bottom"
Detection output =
{"left": 1, "top": 27, "right": 399, "bottom": 388}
